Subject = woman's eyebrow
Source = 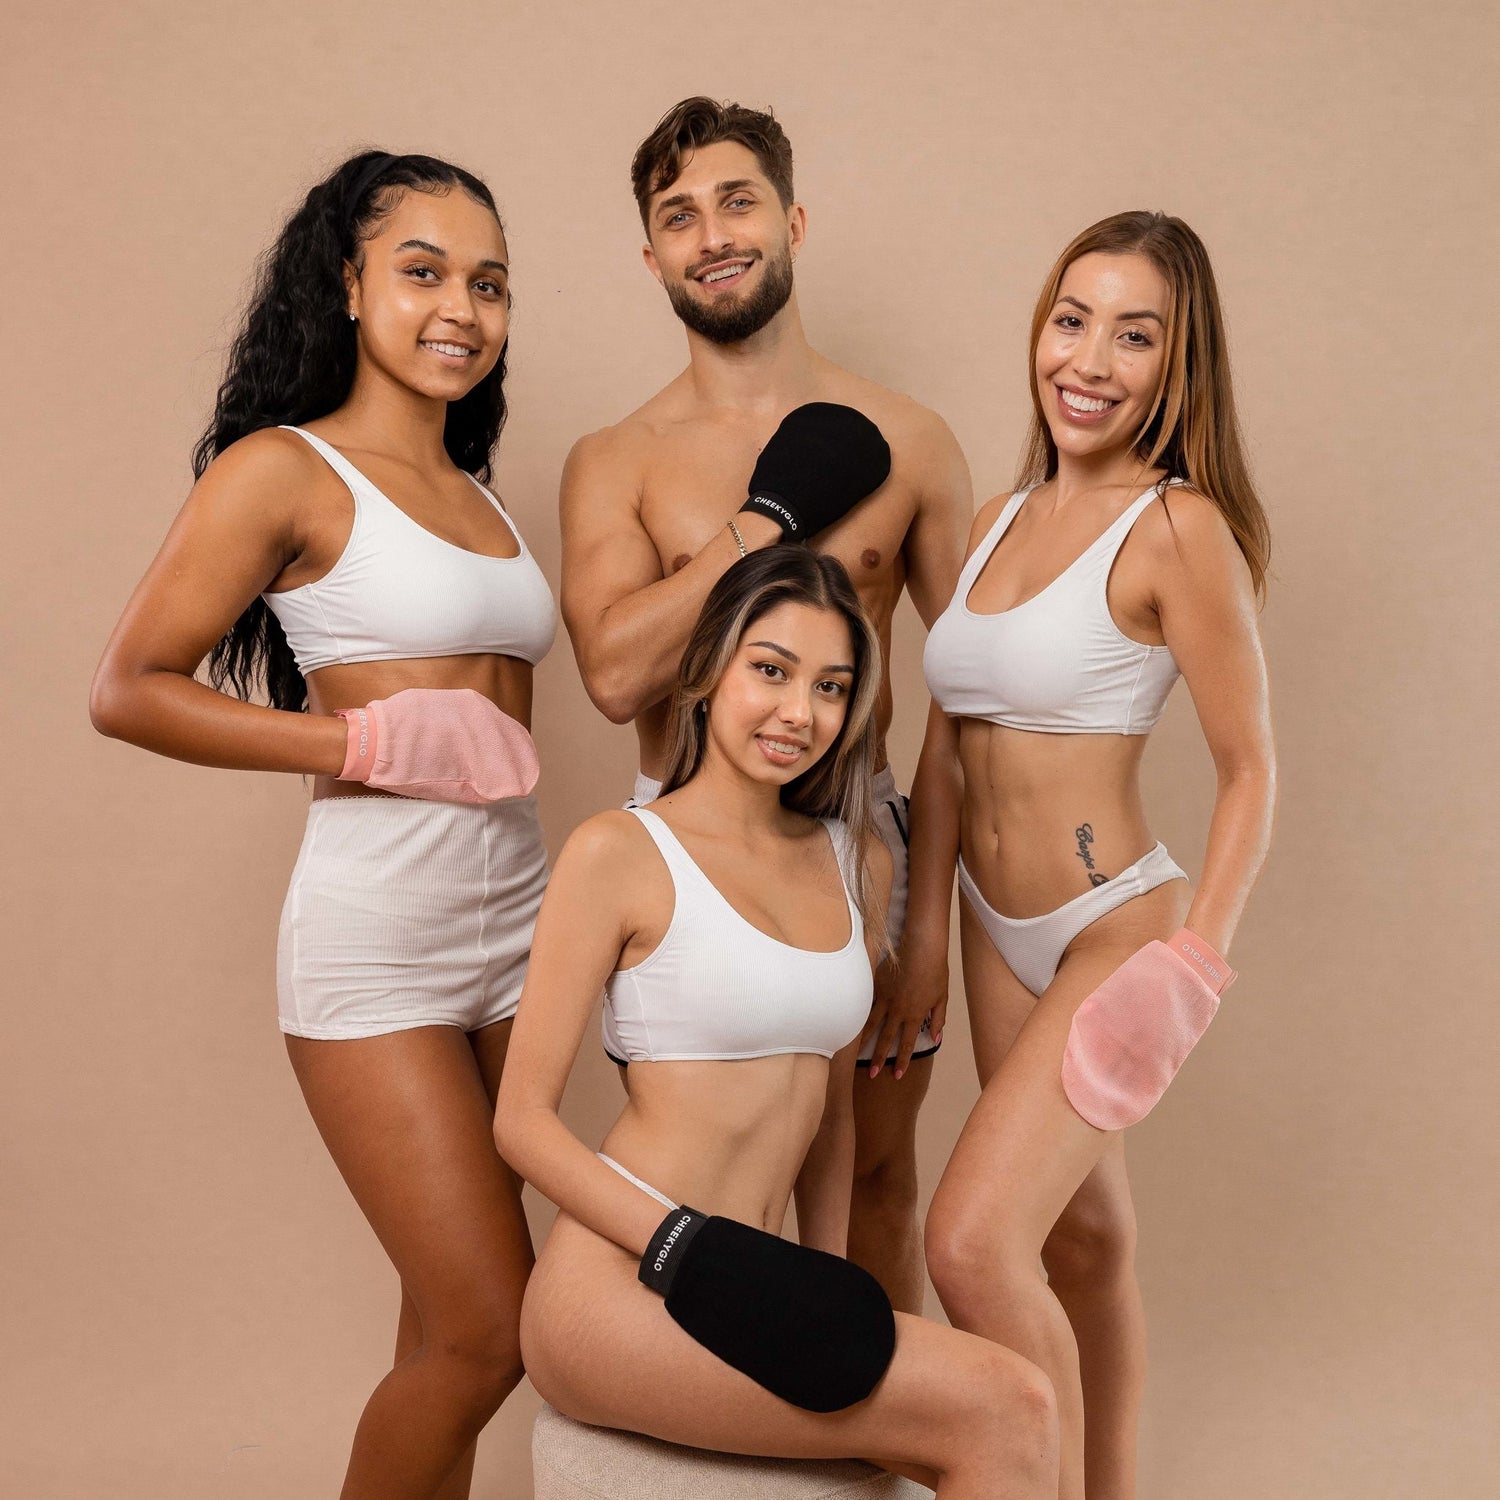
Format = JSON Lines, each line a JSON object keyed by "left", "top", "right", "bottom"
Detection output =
{"left": 748, "top": 640, "right": 799, "bottom": 662}
{"left": 748, "top": 641, "right": 855, "bottom": 674}
{"left": 1059, "top": 294, "right": 1163, "bottom": 325}
{"left": 392, "top": 239, "right": 508, "bottom": 275}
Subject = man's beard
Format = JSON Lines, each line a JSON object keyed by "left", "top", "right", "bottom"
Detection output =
{"left": 666, "top": 243, "right": 795, "bottom": 345}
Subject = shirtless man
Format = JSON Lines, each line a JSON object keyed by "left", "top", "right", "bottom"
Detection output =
{"left": 561, "top": 97, "right": 970, "bottom": 1314}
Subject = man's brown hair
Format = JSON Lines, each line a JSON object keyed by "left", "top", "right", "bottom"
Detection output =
{"left": 630, "top": 96, "right": 794, "bottom": 231}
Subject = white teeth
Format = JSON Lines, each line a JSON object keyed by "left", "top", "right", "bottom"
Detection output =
{"left": 1061, "top": 389, "right": 1114, "bottom": 413}
{"left": 701, "top": 264, "right": 746, "bottom": 283}
{"left": 762, "top": 739, "right": 802, "bottom": 754}
{"left": 423, "top": 341, "right": 475, "bottom": 357}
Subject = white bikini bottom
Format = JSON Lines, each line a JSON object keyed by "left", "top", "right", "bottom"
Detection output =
{"left": 599, "top": 1153, "right": 677, "bottom": 1210}
{"left": 957, "top": 843, "right": 1187, "bottom": 997}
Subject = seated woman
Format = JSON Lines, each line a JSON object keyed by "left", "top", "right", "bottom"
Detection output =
{"left": 496, "top": 547, "right": 1058, "bottom": 1499}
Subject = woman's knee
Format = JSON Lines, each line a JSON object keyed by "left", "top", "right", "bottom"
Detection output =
{"left": 1043, "top": 1189, "right": 1137, "bottom": 1290}
{"left": 924, "top": 1192, "right": 1032, "bottom": 1311}
{"left": 851, "top": 1145, "right": 919, "bottom": 1219}
{"left": 420, "top": 1295, "right": 527, "bottom": 1401}
{"left": 954, "top": 1345, "right": 1059, "bottom": 1480}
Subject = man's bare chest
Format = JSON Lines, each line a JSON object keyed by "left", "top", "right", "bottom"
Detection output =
{"left": 638, "top": 454, "right": 915, "bottom": 596}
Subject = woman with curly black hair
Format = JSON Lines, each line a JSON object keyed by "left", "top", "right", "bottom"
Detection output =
{"left": 90, "top": 151, "right": 555, "bottom": 1499}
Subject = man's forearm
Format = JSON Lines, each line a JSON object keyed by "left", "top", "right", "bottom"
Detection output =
{"left": 573, "top": 514, "right": 780, "bottom": 722}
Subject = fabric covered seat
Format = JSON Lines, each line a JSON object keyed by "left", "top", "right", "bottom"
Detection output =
{"left": 533, "top": 1402, "right": 928, "bottom": 1498}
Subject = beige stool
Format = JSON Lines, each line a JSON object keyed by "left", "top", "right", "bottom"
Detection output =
{"left": 533, "top": 1403, "right": 928, "bottom": 1499}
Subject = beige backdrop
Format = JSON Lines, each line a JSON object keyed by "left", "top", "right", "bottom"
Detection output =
{"left": 6, "top": 2, "right": 1496, "bottom": 1496}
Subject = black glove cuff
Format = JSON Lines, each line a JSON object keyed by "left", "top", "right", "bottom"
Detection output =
{"left": 638, "top": 1205, "right": 710, "bottom": 1297}
{"left": 739, "top": 491, "right": 803, "bottom": 541}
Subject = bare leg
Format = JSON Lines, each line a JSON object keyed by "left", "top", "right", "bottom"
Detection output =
{"left": 383, "top": 1020, "right": 525, "bottom": 1500}
{"left": 1042, "top": 1145, "right": 1146, "bottom": 1500}
{"left": 849, "top": 1054, "right": 934, "bottom": 1313}
{"left": 959, "top": 900, "right": 1149, "bottom": 1500}
{"left": 393, "top": 1285, "right": 477, "bottom": 1500}
{"left": 927, "top": 884, "right": 1184, "bottom": 1500}
{"left": 524, "top": 1222, "right": 1059, "bottom": 1499}
{"left": 287, "top": 1022, "right": 534, "bottom": 1500}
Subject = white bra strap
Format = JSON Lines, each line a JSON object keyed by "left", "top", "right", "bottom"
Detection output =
{"left": 1095, "top": 485, "right": 1170, "bottom": 566}
{"left": 626, "top": 806, "right": 700, "bottom": 883}
{"left": 965, "top": 487, "right": 1029, "bottom": 584}
{"left": 461, "top": 471, "right": 524, "bottom": 546}
{"left": 279, "top": 425, "right": 371, "bottom": 494}
{"left": 598, "top": 1153, "right": 677, "bottom": 1210}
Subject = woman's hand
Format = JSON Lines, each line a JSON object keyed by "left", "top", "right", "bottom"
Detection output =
{"left": 863, "top": 702, "right": 962, "bottom": 1079}
{"left": 863, "top": 929, "right": 948, "bottom": 1080}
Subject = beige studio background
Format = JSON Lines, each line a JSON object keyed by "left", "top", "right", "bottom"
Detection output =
{"left": 5, "top": 1, "right": 1496, "bottom": 1496}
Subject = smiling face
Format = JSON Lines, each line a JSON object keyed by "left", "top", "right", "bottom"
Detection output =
{"left": 1034, "top": 251, "right": 1170, "bottom": 464}
{"left": 344, "top": 186, "right": 510, "bottom": 402}
{"left": 702, "top": 600, "right": 856, "bottom": 787}
{"left": 642, "top": 140, "right": 803, "bottom": 344}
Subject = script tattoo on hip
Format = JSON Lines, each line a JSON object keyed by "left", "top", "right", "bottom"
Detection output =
{"left": 1074, "top": 822, "right": 1112, "bottom": 888}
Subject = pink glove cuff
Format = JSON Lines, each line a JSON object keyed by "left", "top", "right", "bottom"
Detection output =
{"left": 338, "top": 706, "right": 379, "bottom": 783}
{"left": 1164, "top": 929, "right": 1236, "bottom": 995}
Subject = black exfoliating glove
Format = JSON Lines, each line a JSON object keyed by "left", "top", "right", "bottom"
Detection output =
{"left": 639, "top": 1205, "right": 896, "bottom": 1413}
{"left": 739, "top": 402, "right": 892, "bottom": 542}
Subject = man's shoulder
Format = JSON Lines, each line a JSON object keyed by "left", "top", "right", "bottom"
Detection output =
{"left": 813, "top": 362, "right": 954, "bottom": 456}
{"left": 566, "top": 377, "right": 697, "bottom": 467}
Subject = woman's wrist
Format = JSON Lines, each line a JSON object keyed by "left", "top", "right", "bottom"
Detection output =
{"left": 1180, "top": 910, "right": 1234, "bottom": 961}
{"left": 317, "top": 712, "right": 355, "bottom": 776}
{"left": 896, "top": 913, "right": 950, "bottom": 966}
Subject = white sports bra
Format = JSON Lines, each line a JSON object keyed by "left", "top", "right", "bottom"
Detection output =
{"left": 923, "top": 482, "right": 1182, "bottom": 735}
{"left": 260, "top": 427, "right": 557, "bottom": 674}
{"left": 602, "top": 807, "right": 873, "bottom": 1065}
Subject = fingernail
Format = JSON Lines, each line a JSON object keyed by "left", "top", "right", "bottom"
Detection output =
{"left": 894, "top": 1068, "right": 905, "bottom": 1081}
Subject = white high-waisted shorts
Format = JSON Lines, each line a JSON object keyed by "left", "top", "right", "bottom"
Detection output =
{"left": 625, "top": 766, "right": 935, "bottom": 1065}
{"left": 958, "top": 842, "right": 1188, "bottom": 998}
{"left": 277, "top": 794, "right": 548, "bottom": 1040}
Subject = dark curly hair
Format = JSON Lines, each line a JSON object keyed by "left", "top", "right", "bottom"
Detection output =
{"left": 198, "top": 151, "right": 507, "bottom": 712}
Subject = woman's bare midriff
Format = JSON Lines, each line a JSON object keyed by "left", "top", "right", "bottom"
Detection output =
{"left": 525, "top": 1054, "right": 834, "bottom": 1394}
{"left": 305, "top": 652, "right": 534, "bottom": 800}
{"left": 958, "top": 720, "right": 1157, "bottom": 918}
{"left": 599, "top": 1053, "right": 831, "bottom": 1230}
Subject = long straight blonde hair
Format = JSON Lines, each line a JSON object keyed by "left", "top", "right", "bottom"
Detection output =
{"left": 659, "top": 546, "right": 886, "bottom": 947}
{"left": 1018, "top": 211, "right": 1271, "bottom": 598}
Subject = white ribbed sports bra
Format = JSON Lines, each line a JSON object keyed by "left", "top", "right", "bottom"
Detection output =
{"left": 602, "top": 807, "right": 873, "bottom": 1065}
{"left": 260, "top": 427, "right": 557, "bottom": 674}
{"left": 923, "top": 482, "right": 1182, "bottom": 735}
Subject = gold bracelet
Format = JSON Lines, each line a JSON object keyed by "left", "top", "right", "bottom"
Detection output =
{"left": 727, "top": 518, "right": 748, "bottom": 558}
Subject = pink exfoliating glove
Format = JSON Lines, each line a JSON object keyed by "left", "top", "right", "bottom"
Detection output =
{"left": 337, "top": 688, "right": 539, "bottom": 804}
{"left": 1062, "top": 929, "right": 1236, "bottom": 1131}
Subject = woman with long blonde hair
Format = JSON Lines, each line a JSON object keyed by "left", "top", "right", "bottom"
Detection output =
{"left": 497, "top": 547, "right": 1058, "bottom": 1499}
{"left": 918, "top": 212, "right": 1276, "bottom": 1499}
